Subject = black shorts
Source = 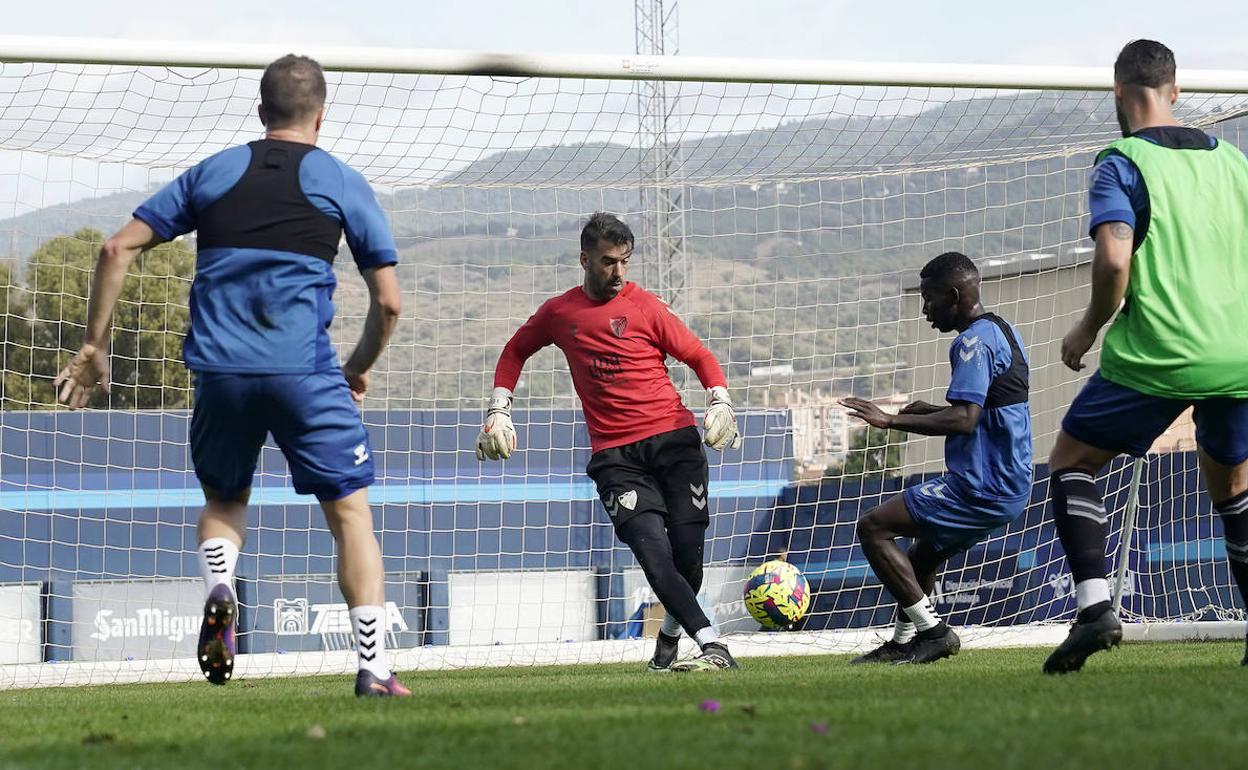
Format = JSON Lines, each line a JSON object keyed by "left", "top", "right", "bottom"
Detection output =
{"left": 585, "top": 426, "right": 710, "bottom": 529}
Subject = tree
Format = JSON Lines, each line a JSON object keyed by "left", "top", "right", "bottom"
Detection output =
{"left": 7, "top": 228, "right": 195, "bottom": 410}
{"left": 0, "top": 260, "right": 35, "bottom": 409}
{"left": 826, "top": 425, "right": 907, "bottom": 482}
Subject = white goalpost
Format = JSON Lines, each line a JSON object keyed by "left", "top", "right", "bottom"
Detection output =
{"left": 1, "top": 37, "right": 1246, "bottom": 689}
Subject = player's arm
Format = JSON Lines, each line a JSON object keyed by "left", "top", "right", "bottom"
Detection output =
{"left": 342, "top": 265, "right": 402, "bottom": 402}
{"left": 55, "top": 163, "right": 201, "bottom": 408}
{"left": 1061, "top": 221, "right": 1133, "bottom": 371}
{"left": 476, "top": 305, "right": 554, "bottom": 461}
{"left": 840, "top": 397, "right": 981, "bottom": 436}
{"left": 646, "top": 297, "right": 741, "bottom": 451}
{"left": 338, "top": 161, "right": 402, "bottom": 401}
{"left": 54, "top": 218, "right": 167, "bottom": 409}
{"left": 1062, "top": 154, "right": 1137, "bottom": 371}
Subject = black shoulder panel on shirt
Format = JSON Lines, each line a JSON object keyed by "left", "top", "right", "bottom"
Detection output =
{"left": 978, "top": 313, "right": 1029, "bottom": 409}
{"left": 1130, "top": 126, "right": 1216, "bottom": 151}
{"left": 196, "top": 139, "right": 342, "bottom": 262}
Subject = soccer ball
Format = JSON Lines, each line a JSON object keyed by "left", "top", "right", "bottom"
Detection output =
{"left": 743, "top": 559, "right": 811, "bottom": 630}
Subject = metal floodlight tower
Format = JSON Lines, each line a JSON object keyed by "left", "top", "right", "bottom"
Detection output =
{"left": 634, "top": 0, "right": 688, "bottom": 313}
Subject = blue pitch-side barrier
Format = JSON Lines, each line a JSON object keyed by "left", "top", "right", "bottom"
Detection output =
{"left": 0, "top": 410, "right": 1235, "bottom": 661}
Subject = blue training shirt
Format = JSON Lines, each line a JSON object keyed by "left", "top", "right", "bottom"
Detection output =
{"left": 134, "top": 140, "right": 398, "bottom": 374}
{"left": 944, "top": 315, "right": 1033, "bottom": 501}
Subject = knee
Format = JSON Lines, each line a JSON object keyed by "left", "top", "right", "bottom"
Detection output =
{"left": 1049, "top": 432, "right": 1107, "bottom": 476}
{"left": 673, "top": 550, "right": 703, "bottom": 579}
{"left": 856, "top": 514, "right": 883, "bottom": 545}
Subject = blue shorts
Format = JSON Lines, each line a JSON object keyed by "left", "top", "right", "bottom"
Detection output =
{"left": 902, "top": 476, "right": 1027, "bottom": 555}
{"left": 190, "top": 371, "right": 375, "bottom": 501}
{"left": 1063, "top": 371, "right": 1248, "bottom": 465}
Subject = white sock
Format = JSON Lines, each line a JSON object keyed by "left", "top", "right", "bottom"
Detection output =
{"left": 660, "top": 610, "right": 682, "bottom": 638}
{"left": 892, "top": 616, "right": 916, "bottom": 644}
{"left": 197, "top": 538, "right": 239, "bottom": 599}
{"left": 693, "top": 626, "right": 720, "bottom": 648}
{"left": 1075, "top": 578, "right": 1111, "bottom": 611}
{"left": 902, "top": 597, "right": 941, "bottom": 632}
{"left": 349, "top": 605, "right": 391, "bottom": 679}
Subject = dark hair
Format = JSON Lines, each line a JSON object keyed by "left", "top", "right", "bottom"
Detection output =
{"left": 260, "top": 54, "right": 327, "bottom": 128}
{"left": 920, "top": 251, "right": 979, "bottom": 286}
{"left": 580, "top": 212, "right": 634, "bottom": 253}
{"left": 1114, "top": 40, "right": 1175, "bottom": 89}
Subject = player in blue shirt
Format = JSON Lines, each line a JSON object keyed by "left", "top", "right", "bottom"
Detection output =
{"left": 53, "top": 55, "right": 410, "bottom": 697}
{"left": 841, "top": 251, "right": 1033, "bottom": 665}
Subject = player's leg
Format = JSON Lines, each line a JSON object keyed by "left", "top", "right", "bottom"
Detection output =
{"left": 647, "top": 427, "right": 735, "bottom": 670}
{"left": 615, "top": 512, "right": 735, "bottom": 670}
{"left": 318, "top": 489, "right": 408, "bottom": 695}
{"left": 854, "top": 540, "right": 947, "bottom": 664}
{"left": 189, "top": 373, "right": 267, "bottom": 685}
{"left": 1044, "top": 373, "right": 1185, "bottom": 673}
{"left": 1190, "top": 400, "right": 1248, "bottom": 665}
{"left": 854, "top": 493, "right": 959, "bottom": 664}
{"left": 268, "top": 371, "right": 409, "bottom": 697}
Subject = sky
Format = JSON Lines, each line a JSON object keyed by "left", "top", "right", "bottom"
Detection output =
{"left": 0, "top": 0, "right": 1245, "bottom": 69}
{"left": 0, "top": 0, "right": 1245, "bottom": 215}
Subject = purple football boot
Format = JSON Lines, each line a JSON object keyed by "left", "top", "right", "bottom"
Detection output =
{"left": 355, "top": 670, "right": 412, "bottom": 697}
{"left": 197, "top": 584, "right": 237, "bottom": 685}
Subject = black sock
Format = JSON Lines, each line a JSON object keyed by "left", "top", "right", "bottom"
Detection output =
{"left": 657, "top": 630, "right": 680, "bottom": 644}
{"left": 1216, "top": 491, "right": 1248, "bottom": 609}
{"left": 1077, "top": 600, "right": 1113, "bottom": 624}
{"left": 1051, "top": 469, "right": 1110, "bottom": 583}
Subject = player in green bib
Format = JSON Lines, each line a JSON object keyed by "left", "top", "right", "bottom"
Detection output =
{"left": 1045, "top": 40, "right": 1248, "bottom": 674}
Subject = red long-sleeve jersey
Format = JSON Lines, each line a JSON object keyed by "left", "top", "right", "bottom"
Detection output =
{"left": 494, "top": 282, "right": 727, "bottom": 453}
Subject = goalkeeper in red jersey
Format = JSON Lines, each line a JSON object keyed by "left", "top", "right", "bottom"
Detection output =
{"left": 476, "top": 212, "right": 742, "bottom": 672}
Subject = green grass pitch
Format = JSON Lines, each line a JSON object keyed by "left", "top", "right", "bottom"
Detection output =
{"left": 1, "top": 642, "right": 1245, "bottom": 769}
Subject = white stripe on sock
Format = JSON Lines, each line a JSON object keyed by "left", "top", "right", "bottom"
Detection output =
{"left": 1066, "top": 507, "right": 1109, "bottom": 525}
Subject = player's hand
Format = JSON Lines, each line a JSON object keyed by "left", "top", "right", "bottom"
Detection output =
{"left": 1061, "top": 322, "right": 1096, "bottom": 372}
{"left": 899, "top": 400, "right": 942, "bottom": 415}
{"left": 53, "top": 344, "right": 110, "bottom": 410}
{"left": 343, "top": 365, "right": 368, "bottom": 403}
{"left": 703, "top": 386, "right": 742, "bottom": 452}
{"left": 476, "top": 387, "right": 517, "bottom": 460}
{"left": 839, "top": 397, "right": 893, "bottom": 429}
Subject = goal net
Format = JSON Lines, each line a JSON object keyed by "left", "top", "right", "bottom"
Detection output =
{"left": 1, "top": 42, "right": 1246, "bottom": 687}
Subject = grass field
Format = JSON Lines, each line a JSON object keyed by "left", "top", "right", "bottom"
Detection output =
{"left": 1, "top": 642, "right": 1245, "bottom": 769}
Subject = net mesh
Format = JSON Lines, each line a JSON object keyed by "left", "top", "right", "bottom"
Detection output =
{"left": 1, "top": 60, "right": 1246, "bottom": 685}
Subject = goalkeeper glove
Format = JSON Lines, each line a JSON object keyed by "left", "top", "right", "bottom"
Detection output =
{"left": 703, "top": 385, "right": 742, "bottom": 452}
{"left": 475, "top": 387, "right": 517, "bottom": 460}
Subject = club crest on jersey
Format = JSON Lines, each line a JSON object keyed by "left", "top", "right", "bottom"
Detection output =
{"left": 618, "top": 490, "right": 638, "bottom": 510}
{"left": 609, "top": 316, "right": 628, "bottom": 338}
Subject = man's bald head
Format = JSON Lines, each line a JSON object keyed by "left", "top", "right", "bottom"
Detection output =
{"left": 260, "top": 54, "right": 327, "bottom": 130}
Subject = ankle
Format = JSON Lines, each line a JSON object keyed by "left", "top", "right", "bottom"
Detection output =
{"left": 1077, "top": 601, "right": 1113, "bottom": 625}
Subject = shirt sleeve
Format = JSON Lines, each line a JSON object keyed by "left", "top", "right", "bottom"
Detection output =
{"left": 945, "top": 330, "right": 993, "bottom": 407}
{"left": 642, "top": 294, "right": 727, "bottom": 390}
{"left": 493, "top": 300, "right": 555, "bottom": 390}
{"left": 133, "top": 166, "right": 200, "bottom": 240}
{"left": 1087, "top": 153, "right": 1141, "bottom": 238}
{"left": 338, "top": 163, "right": 398, "bottom": 271}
